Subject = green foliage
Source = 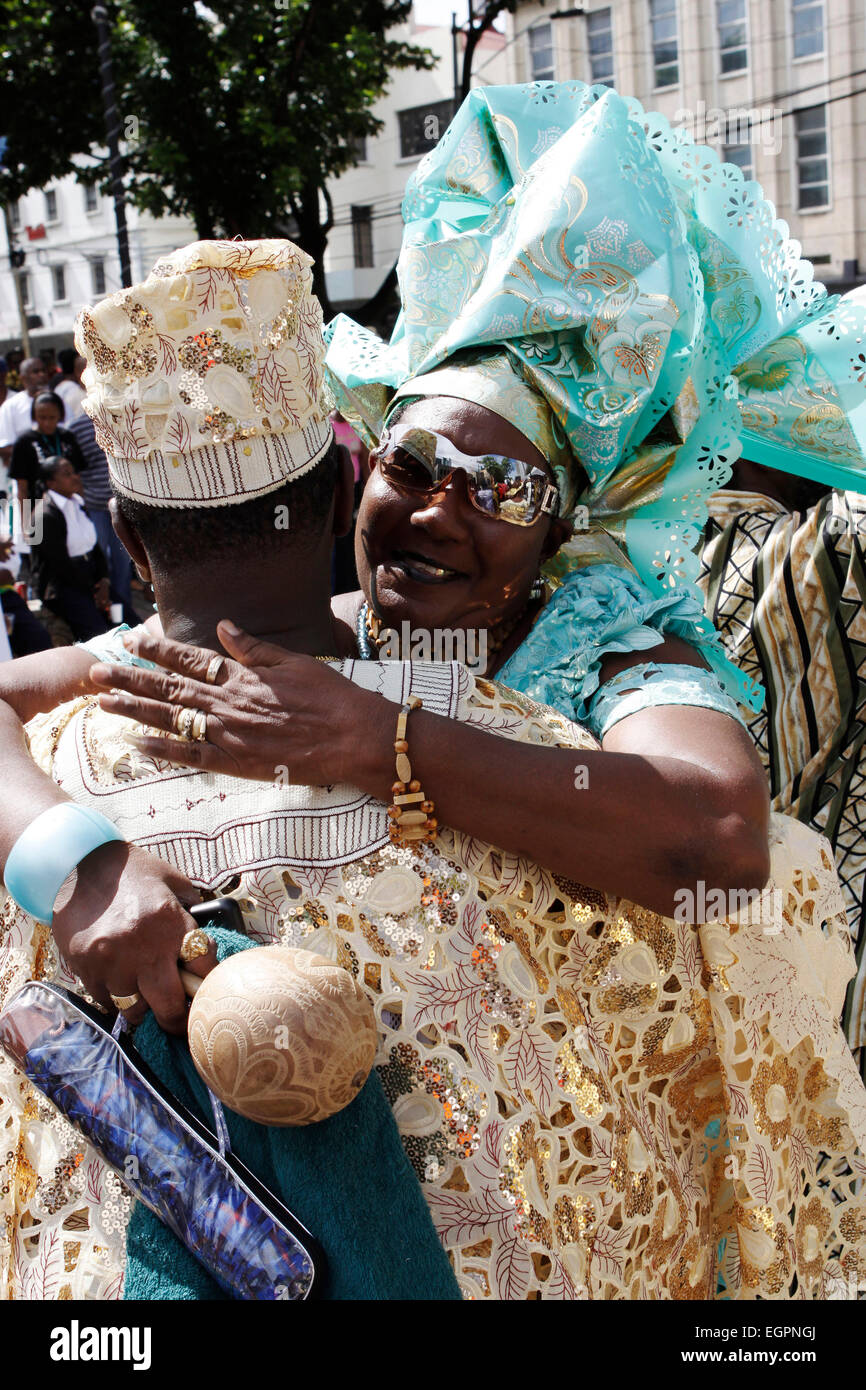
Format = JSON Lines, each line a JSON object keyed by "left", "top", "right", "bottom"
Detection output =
{"left": 0, "top": 0, "right": 103, "bottom": 203}
{"left": 1, "top": 0, "right": 433, "bottom": 305}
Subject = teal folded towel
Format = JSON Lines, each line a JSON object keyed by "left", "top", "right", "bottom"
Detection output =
{"left": 123, "top": 927, "right": 460, "bottom": 1301}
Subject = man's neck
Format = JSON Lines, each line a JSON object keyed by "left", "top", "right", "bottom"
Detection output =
{"left": 155, "top": 585, "right": 340, "bottom": 658}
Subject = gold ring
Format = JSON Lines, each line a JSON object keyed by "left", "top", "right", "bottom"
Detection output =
{"left": 191, "top": 710, "right": 208, "bottom": 742}
{"left": 179, "top": 927, "right": 213, "bottom": 962}
{"left": 110, "top": 991, "right": 141, "bottom": 1011}
{"left": 176, "top": 706, "right": 197, "bottom": 740}
{"left": 205, "top": 656, "right": 224, "bottom": 685}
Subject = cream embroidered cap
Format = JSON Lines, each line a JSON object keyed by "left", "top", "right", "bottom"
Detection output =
{"left": 74, "top": 239, "right": 332, "bottom": 508}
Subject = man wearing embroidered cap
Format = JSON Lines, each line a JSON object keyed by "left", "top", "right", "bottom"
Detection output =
{"left": 78, "top": 239, "right": 332, "bottom": 508}
{"left": 1, "top": 218, "right": 865, "bottom": 1305}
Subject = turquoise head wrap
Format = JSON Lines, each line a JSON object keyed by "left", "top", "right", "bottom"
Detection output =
{"left": 325, "top": 82, "right": 866, "bottom": 713}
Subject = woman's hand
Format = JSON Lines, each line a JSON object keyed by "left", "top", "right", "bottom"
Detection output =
{"left": 52, "top": 840, "right": 215, "bottom": 1035}
{"left": 88, "top": 621, "right": 394, "bottom": 788}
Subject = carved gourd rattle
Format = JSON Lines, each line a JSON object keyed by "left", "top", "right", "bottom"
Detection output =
{"left": 180, "top": 945, "right": 377, "bottom": 1126}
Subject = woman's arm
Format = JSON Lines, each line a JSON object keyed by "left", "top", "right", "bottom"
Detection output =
{"left": 91, "top": 624, "right": 770, "bottom": 919}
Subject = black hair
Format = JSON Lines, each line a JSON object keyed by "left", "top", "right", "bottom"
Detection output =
{"left": 31, "top": 391, "right": 65, "bottom": 422}
{"left": 115, "top": 438, "right": 340, "bottom": 571}
{"left": 37, "top": 455, "right": 72, "bottom": 497}
{"left": 57, "top": 348, "right": 77, "bottom": 376}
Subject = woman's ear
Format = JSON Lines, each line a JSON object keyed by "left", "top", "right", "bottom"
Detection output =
{"left": 333, "top": 444, "right": 356, "bottom": 539}
{"left": 109, "top": 497, "right": 151, "bottom": 581}
{"left": 541, "top": 515, "right": 573, "bottom": 562}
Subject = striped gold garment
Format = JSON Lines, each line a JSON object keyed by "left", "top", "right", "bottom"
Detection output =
{"left": 700, "top": 489, "right": 866, "bottom": 1070}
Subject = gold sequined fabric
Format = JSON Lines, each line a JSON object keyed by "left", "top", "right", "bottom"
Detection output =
{"left": 2, "top": 673, "right": 865, "bottom": 1299}
{"left": 75, "top": 239, "right": 331, "bottom": 508}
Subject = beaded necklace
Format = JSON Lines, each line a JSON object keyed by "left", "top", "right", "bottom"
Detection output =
{"left": 357, "top": 599, "right": 536, "bottom": 674}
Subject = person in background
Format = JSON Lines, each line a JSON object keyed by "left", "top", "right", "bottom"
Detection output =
{"left": 330, "top": 410, "right": 366, "bottom": 594}
{"left": 30, "top": 456, "right": 109, "bottom": 640}
{"left": 0, "top": 357, "right": 48, "bottom": 469}
{"left": 69, "top": 409, "right": 137, "bottom": 625}
{"left": 4, "top": 351, "right": 24, "bottom": 392}
{"left": 0, "top": 536, "right": 52, "bottom": 656}
{"left": 9, "top": 391, "right": 87, "bottom": 509}
{"left": 0, "top": 356, "right": 11, "bottom": 410}
{"left": 7, "top": 390, "right": 87, "bottom": 589}
{"left": 53, "top": 348, "right": 86, "bottom": 425}
{"left": 699, "top": 458, "right": 866, "bottom": 1077}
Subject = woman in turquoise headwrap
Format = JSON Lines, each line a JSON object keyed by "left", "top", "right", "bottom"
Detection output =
{"left": 7, "top": 80, "right": 866, "bottom": 918}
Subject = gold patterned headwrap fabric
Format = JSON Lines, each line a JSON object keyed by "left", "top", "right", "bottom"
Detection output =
{"left": 75, "top": 239, "right": 331, "bottom": 509}
{"left": 325, "top": 81, "right": 866, "bottom": 613}
{"left": 387, "top": 351, "right": 575, "bottom": 493}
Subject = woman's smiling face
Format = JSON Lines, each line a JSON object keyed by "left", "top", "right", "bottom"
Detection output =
{"left": 355, "top": 395, "right": 571, "bottom": 634}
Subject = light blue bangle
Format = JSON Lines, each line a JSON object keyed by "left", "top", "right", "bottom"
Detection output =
{"left": 4, "top": 803, "right": 125, "bottom": 925}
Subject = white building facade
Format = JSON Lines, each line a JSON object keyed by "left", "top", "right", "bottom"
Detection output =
{"left": 322, "top": 14, "right": 507, "bottom": 310}
{"left": 1, "top": 167, "right": 195, "bottom": 355}
{"left": 504, "top": 0, "right": 866, "bottom": 288}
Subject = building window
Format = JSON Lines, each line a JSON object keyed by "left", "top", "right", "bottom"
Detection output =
{"left": 718, "top": 0, "right": 748, "bottom": 73}
{"left": 649, "top": 0, "right": 678, "bottom": 88}
{"left": 20, "top": 272, "right": 32, "bottom": 308}
{"left": 723, "top": 112, "right": 753, "bottom": 177}
{"left": 528, "top": 21, "right": 555, "bottom": 81}
{"left": 83, "top": 182, "right": 98, "bottom": 213}
{"left": 351, "top": 206, "right": 373, "bottom": 268}
{"left": 723, "top": 140, "right": 753, "bottom": 180}
{"left": 9, "top": 201, "right": 20, "bottom": 230}
{"left": 397, "top": 100, "right": 455, "bottom": 160}
{"left": 44, "top": 188, "right": 58, "bottom": 223}
{"left": 792, "top": 0, "right": 823, "bottom": 59}
{"left": 795, "top": 105, "right": 829, "bottom": 209}
{"left": 587, "top": 9, "right": 614, "bottom": 87}
{"left": 91, "top": 257, "right": 107, "bottom": 296}
{"left": 349, "top": 134, "right": 367, "bottom": 164}
{"left": 51, "top": 265, "right": 67, "bottom": 302}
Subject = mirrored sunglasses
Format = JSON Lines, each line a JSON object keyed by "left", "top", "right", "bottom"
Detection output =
{"left": 371, "top": 424, "right": 560, "bottom": 527}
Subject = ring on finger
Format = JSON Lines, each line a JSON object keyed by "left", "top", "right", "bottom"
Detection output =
{"left": 176, "top": 706, "right": 198, "bottom": 741}
{"left": 179, "top": 927, "right": 213, "bottom": 962}
{"left": 191, "top": 710, "right": 208, "bottom": 742}
{"left": 205, "top": 656, "right": 225, "bottom": 685}
{"left": 110, "top": 991, "right": 141, "bottom": 1011}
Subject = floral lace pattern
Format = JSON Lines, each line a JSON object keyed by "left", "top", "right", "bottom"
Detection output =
{"left": 2, "top": 675, "right": 866, "bottom": 1299}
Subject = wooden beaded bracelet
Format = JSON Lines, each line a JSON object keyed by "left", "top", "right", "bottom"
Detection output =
{"left": 387, "top": 696, "right": 437, "bottom": 844}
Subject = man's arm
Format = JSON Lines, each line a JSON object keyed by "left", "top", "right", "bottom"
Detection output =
{"left": 0, "top": 653, "right": 211, "bottom": 1032}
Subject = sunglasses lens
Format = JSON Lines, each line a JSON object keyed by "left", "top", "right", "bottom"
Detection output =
{"left": 378, "top": 447, "right": 435, "bottom": 492}
{"left": 376, "top": 427, "right": 556, "bottom": 525}
{"left": 469, "top": 459, "right": 537, "bottom": 522}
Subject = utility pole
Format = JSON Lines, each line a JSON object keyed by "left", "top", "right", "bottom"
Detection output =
{"left": 452, "top": 12, "right": 461, "bottom": 104}
{"left": 91, "top": 4, "right": 132, "bottom": 289}
{"left": 2, "top": 206, "right": 30, "bottom": 357}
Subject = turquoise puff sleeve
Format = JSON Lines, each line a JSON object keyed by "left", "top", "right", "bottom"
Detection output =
{"left": 77, "top": 624, "right": 157, "bottom": 671}
{"left": 497, "top": 563, "right": 760, "bottom": 732}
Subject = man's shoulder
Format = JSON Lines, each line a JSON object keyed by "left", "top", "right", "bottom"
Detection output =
{"left": 461, "top": 673, "right": 598, "bottom": 751}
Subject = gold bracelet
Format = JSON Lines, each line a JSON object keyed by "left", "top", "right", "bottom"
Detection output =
{"left": 387, "top": 697, "right": 437, "bottom": 844}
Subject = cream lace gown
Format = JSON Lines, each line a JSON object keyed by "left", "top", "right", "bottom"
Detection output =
{"left": 1, "top": 661, "right": 865, "bottom": 1300}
